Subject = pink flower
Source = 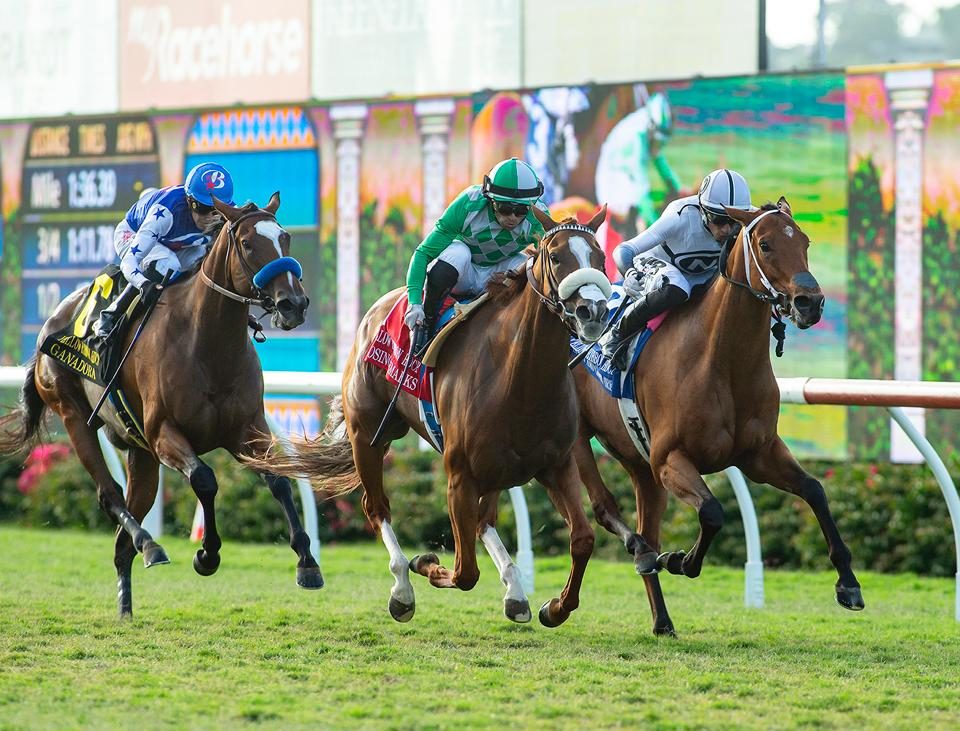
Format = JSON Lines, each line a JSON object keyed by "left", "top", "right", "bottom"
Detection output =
{"left": 16, "top": 443, "right": 72, "bottom": 494}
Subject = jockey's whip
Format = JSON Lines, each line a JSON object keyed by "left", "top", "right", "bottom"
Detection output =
{"left": 87, "top": 272, "right": 172, "bottom": 427}
{"left": 567, "top": 294, "right": 630, "bottom": 369}
{"left": 370, "top": 326, "right": 423, "bottom": 447}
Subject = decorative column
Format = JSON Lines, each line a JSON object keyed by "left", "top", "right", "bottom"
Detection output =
{"left": 414, "top": 99, "right": 456, "bottom": 237}
{"left": 151, "top": 114, "right": 195, "bottom": 187}
{"left": 885, "top": 68, "right": 934, "bottom": 463}
{"left": 330, "top": 104, "right": 368, "bottom": 370}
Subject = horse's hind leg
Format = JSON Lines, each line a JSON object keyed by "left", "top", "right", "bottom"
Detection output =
{"left": 477, "top": 493, "right": 531, "bottom": 623}
{"left": 352, "top": 438, "right": 416, "bottom": 622}
{"left": 152, "top": 422, "right": 222, "bottom": 576}
{"left": 536, "top": 455, "right": 595, "bottom": 628}
{"left": 573, "top": 431, "right": 658, "bottom": 575}
{"left": 739, "top": 437, "right": 863, "bottom": 611}
{"left": 115, "top": 446, "right": 167, "bottom": 617}
{"left": 654, "top": 449, "right": 724, "bottom": 579}
{"left": 630, "top": 461, "right": 676, "bottom": 637}
{"left": 239, "top": 416, "right": 322, "bottom": 589}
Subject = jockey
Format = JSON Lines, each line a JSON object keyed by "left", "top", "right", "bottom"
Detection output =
{"left": 404, "top": 157, "right": 549, "bottom": 354}
{"left": 91, "top": 162, "right": 235, "bottom": 341}
{"left": 600, "top": 168, "right": 753, "bottom": 369}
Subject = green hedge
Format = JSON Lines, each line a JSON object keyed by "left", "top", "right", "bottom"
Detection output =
{"left": 2, "top": 439, "right": 958, "bottom": 577}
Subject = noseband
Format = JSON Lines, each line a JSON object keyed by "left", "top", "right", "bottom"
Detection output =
{"left": 199, "top": 209, "right": 303, "bottom": 312}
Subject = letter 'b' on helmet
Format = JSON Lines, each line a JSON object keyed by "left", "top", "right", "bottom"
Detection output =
{"left": 698, "top": 169, "right": 751, "bottom": 215}
{"left": 185, "top": 162, "right": 235, "bottom": 207}
{"left": 482, "top": 158, "right": 544, "bottom": 204}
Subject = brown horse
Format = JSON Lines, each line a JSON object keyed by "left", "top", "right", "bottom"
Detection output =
{"left": 0, "top": 193, "right": 321, "bottom": 617}
{"left": 572, "top": 198, "right": 863, "bottom": 635}
{"left": 254, "top": 206, "right": 612, "bottom": 627}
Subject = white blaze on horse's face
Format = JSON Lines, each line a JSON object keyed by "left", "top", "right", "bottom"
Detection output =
{"left": 255, "top": 219, "right": 295, "bottom": 288}
{"left": 553, "top": 233, "right": 612, "bottom": 344}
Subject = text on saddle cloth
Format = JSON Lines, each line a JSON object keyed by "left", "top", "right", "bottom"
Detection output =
{"left": 568, "top": 284, "right": 668, "bottom": 399}
{"left": 362, "top": 295, "right": 457, "bottom": 403}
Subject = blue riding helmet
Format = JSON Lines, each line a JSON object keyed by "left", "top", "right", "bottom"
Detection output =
{"left": 185, "top": 162, "right": 235, "bottom": 207}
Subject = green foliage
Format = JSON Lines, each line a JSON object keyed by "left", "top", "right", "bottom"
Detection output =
{"left": 847, "top": 156, "right": 895, "bottom": 459}
{"left": 0, "top": 208, "right": 23, "bottom": 365}
{"left": 359, "top": 200, "right": 420, "bottom": 313}
{"left": 315, "top": 233, "right": 338, "bottom": 372}
{"left": 6, "top": 440, "right": 960, "bottom": 578}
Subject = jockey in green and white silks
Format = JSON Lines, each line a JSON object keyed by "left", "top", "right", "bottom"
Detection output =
{"left": 404, "top": 157, "right": 550, "bottom": 354}
{"left": 599, "top": 168, "right": 753, "bottom": 370}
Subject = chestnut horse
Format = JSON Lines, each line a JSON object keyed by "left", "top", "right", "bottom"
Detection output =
{"left": 572, "top": 198, "right": 863, "bottom": 635}
{"left": 255, "top": 206, "right": 612, "bottom": 627}
{"left": 0, "top": 193, "right": 321, "bottom": 617}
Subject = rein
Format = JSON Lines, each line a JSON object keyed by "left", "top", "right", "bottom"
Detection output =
{"left": 199, "top": 209, "right": 301, "bottom": 312}
{"left": 718, "top": 208, "right": 790, "bottom": 356}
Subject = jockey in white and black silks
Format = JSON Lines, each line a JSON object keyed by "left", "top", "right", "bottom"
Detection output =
{"left": 600, "top": 168, "right": 754, "bottom": 370}
{"left": 92, "top": 162, "right": 235, "bottom": 341}
{"left": 403, "top": 157, "right": 551, "bottom": 355}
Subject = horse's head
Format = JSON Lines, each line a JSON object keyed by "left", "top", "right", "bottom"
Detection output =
{"left": 211, "top": 192, "right": 310, "bottom": 330}
{"left": 724, "top": 197, "right": 824, "bottom": 329}
{"left": 531, "top": 205, "right": 611, "bottom": 342}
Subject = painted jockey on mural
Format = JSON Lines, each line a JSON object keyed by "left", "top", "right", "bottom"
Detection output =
{"left": 600, "top": 168, "right": 753, "bottom": 370}
{"left": 92, "top": 161, "right": 235, "bottom": 342}
{"left": 595, "top": 84, "right": 682, "bottom": 240}
{"left": 522, "top": 86, "right": 590, "bottom": 205}
{"left": 404, "top": 157, "right": 549, "bottom": 355}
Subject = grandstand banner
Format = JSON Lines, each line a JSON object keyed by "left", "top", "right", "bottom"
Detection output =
{"left": 0, "top": 0, "right": 117, "bottom": 118}
{"left": 119, "top": 0, "right": 310, "bottom": 111}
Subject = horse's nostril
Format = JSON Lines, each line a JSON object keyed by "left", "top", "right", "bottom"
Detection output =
{"left": 575, "top": 304, "right": 592, "bottom": 321}
{"left": 794, "top": 295, "right": 811, "bottom": 312}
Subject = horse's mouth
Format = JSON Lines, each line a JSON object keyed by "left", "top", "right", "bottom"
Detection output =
{"left": 272, "top": 311, "right": 305, "bottom": 330}
{"left": 576, "top": 319, "right": 607, "bottom": 343}
{"left": 788, "top": 294, "right": 825, "bottom": 330}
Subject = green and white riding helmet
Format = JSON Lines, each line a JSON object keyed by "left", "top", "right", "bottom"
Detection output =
{"left": 482, "top": 157, "right": 544, "bottom": 204}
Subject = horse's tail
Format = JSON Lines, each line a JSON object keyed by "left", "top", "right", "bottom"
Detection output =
{"left": 0, "top": 355, "right": 48, "bottom": 456}
{"left": 246, "top": 396, "right": 361, "bottom": 497}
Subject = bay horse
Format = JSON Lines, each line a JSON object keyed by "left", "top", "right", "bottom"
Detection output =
{"left": 571, "top": 198, "right": 863, "bottom": 635}
{"left": 0, "top": 193, "right": 321, "bottom": 618}
{"left": 253, "top": 206, "right": 612, "bottom": 627}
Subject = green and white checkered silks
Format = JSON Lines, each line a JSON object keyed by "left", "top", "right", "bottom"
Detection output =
{"left": 462, "top": 187, "right": 547, "bottom": 263}
{"left": 483, "top": 158, "right": 544, "bottom": 203}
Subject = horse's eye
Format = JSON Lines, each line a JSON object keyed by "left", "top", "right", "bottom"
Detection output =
{"left": 759, "top": 240, "right": 771, "bottom": 253}
{"left": 549, "top": 253, "right": 561, "bottom": 264}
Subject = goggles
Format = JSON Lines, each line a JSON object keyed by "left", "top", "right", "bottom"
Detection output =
{"left": 703, "top": 210, "right": 739, "bottom": 229}
{"left": 494, "top": 201, "right": 530, "bottom": 217}
{"left": 190, "top": 198, "right": 216, "bottom": 215}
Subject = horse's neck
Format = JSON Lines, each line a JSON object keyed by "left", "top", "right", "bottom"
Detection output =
{"left": 182, "top": 245, "right": 251, "bottom": 360}
{"left": 497, "top": 286, "right": 570, "bottom": 402}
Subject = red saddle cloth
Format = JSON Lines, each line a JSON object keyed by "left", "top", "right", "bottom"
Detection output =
{"left": 362, "top": 296, "right": 451, "bottom": 403}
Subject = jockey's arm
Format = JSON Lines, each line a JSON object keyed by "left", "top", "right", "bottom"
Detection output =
{"left": 613, "top": 203, "right": 675, "bottom": 275}
{"left": 653, "top": 153, "right": 681, "bottom": 195}
{"left": 120, "top": 206, "right": 173, "bottom": 288}
{"left": 405, "top": 194, "right": 470, "bottom": 305}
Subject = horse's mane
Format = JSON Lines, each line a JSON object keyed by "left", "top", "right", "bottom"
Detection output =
{"left": 758, "top": 202, "right": 778, "bottom": 212}
{"left": 485, "top": 217, "right": 584, "bottom": 306}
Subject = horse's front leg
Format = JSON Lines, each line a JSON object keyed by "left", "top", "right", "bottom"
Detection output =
{"left": 153, "top": 421, "right": 223, "bottom": 576}
{"left": 629, "top": 460, "right": 676, "bottom": 637}
{"left": 238, "top": 416, "right": 322, "bottom": 589}
{"left": 654, "top": 449, "right": 724, "bottom": 579}
{"left": 739, "top": 437, "right": 863, "bottom": 611}
{"left": 537, "top": 455, "right": 596, "bottom": 628}
{"left": 477, "top": 493, "right": 531, "bottom": 623}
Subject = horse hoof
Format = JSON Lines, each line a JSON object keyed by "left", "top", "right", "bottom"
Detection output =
{"left": 657, "top": 551, "right": 686, "bottom": 576}
{"left": 504, "top": 598, "right": 532, "bottom": 624}
{"left": 653, "top": 622, "right": 677, "bottom": 637}
{"left": 634, "top": 550, "right": 660, "bottom": 575}
{"left": 835, "top": 585, "right": 865, "bottom": 611}
{"left": 408, "top": 553, "right": 439, "bottom": 573}
{"left": 142, "top": 541, "right": 170, "bottom": 568}
{"left": 297, "top": 566, "right": 324, "bottom": 590}
{"left": 538, "top": 599, "right": 567, "bottom": 628}
{"left": 193, "top": 550, "right": 221, "bottom": 577}
{"left": 389, "top": 597, "right": 415, "bottom": 623}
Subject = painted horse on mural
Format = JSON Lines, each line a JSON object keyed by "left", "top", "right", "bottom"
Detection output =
{"left": 571, "top": 198, "right": 864, "bottom": 635}
{"left": 0, "top": 193, "right": 321, "bottom": 618}
{"left": 251, "top": 206, "right": 616, "bottom": 627}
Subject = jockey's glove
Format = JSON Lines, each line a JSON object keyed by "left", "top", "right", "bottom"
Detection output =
{"left": 404, "top": 304, "right": 425, "bottom": 331}
{"left": 622, "top": 268, "right": 644, "bottom": 299}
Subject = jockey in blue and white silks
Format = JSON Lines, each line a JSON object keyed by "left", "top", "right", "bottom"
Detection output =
{"left": 599, "top": 168, "right": 753, "bottom": 370}
{"left": 92, "top": 162, "right": 235, "bottom": 341}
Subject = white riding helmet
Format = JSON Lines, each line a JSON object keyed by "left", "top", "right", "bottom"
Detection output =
{"left": 698, "top": 169, "right": 752, "bottom": 217}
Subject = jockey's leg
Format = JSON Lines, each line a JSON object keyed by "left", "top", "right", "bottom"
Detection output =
{"left": 92, "top": 282, "right": 140, "bottom": 339}
{"left": 602, "top": 283, "right": 687, "bottom": 370}
{"left": 413, "top": 259, "right": 459, "bottom": 355}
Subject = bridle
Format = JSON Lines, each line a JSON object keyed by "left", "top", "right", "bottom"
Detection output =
{"left": 199, "top": 208, "right": 302, "bottom": 313}
{"left": 525, "top": 222, "right": 610, "bottom": 328}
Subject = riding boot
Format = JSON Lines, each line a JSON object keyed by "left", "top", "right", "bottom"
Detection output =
{"left": 92, "top": 283, "right": 140, "bottom": 340}
{"left": 602, "top": 284, "right": 688, "bottom": 370}
{"left": 412, "top": 260, "right": 459, "bottom": 356}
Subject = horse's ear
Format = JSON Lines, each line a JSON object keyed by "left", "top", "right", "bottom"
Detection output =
{"left": 585, "top": 204, "right": 607, "bottom": 233}
{"left": 723, "top": 206, "right": 758, "bottom": 227}
{"left": 212, "top": 196, "right": 243, "bottom": 222}
{"left": 266, "top": 191, "right": 281, "bottom": 215}
{"left": 777, "top": 196, "right": 792, "bottom": 216}
{"left": 532, "top": 204, "right": 559, "bottom": 231}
